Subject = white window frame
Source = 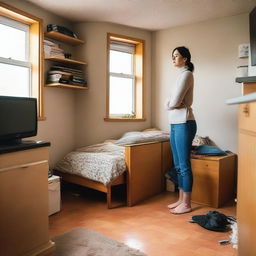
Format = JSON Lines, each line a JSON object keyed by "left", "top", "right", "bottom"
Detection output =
{"left": 0, "top": 15, "right": 32, "bottom": 96}
{"left": 109, "top": 41, "right": 135, "bottom": 117}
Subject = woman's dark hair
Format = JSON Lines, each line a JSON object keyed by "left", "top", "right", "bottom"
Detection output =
{"left": 172, "top": 46, "right": 194, "bottom": 72}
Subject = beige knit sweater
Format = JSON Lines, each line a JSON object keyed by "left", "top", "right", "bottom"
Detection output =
{"left": 165, "top": 67, "right": 195, "bottom": 124}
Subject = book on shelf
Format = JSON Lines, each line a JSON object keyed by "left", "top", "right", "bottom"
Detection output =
{"left": 50, "top": 65, "right": 85, "bottom": 78}
{"left": 47, "top": 64, "right": 87, "bottom": 87}
{"left": 51, "top": 65, "right": 84, "bottom": 74}
{"left": 48, "top": 70, "right": 72, "bottom": 76}
{"left": 47, "top": 72, "right": 87, "bottom": 86}
{"left": 44, "top": 40, "right": 64, "bottom": 58}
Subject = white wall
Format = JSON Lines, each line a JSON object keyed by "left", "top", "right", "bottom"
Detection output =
{"left": 152, "top": 14, "right": 249, "bottom": 152}
{"left": 73, "top": 22, "right": 152, "bottom": 147}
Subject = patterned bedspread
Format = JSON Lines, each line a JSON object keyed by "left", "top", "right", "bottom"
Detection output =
{"left": 55, "top": 129, "right": 169, "bottom": 185}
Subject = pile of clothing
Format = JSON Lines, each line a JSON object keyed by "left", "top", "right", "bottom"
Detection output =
{"left": 191, "top": 135, "right": 228, "bottom": 156}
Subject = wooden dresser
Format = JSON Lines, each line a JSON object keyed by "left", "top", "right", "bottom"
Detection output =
{"left": 0, "top": 142, "right": 55, "bottom": 256}
{"left": 227, "top": 79, "right": 256, "bottom": 256}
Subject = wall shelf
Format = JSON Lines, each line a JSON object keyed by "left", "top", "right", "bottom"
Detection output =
{"left": 45, "top": 83, "right": 88, "bottom": 90}
{"left": 44, "top": 57, "right": 87, "bottom": 65}
{"left": 45, "top": 31, "right": 84, "bottom": 45}
{"left": 44, "top": 30, "right": 87, "bottom": 90}
{"left": 236, "top": 76, "right": 256, "bottom": 83}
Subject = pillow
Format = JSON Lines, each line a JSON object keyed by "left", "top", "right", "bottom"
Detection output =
{"left": 115, "top": 129, "right": 169, "bottom": 146}
{"left": 76, "top": 141, "right": 123, "bottom": 153}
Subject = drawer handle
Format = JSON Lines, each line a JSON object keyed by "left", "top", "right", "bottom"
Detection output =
{"left": 243, "top": 104, "right": 249, "bottom": 116}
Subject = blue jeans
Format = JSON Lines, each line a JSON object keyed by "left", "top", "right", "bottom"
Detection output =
{"left": 169, "top": 120, "right": 197, "bottom": 193}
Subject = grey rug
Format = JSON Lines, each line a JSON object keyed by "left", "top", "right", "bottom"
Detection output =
{"left": 52, "top": 227, "right": 147, "bottom": 256}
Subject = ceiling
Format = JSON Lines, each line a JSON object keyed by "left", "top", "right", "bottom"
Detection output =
{"left": 26, "top": 0, "right": 256, "bottom": 31}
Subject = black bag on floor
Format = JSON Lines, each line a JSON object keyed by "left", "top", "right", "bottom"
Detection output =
{"left": 191, "top": 211, "right": 235, "bottom": 232}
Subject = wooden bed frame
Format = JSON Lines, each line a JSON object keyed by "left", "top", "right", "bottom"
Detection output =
{"left": 55, "top": 141, "right": 172, "bottom": 208}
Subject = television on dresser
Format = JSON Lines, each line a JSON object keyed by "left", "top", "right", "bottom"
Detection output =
{"left": 0, "top": 96, "right": 37, "bottom": 144}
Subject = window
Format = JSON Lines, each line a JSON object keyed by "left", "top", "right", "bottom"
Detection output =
{"left": 105, "top": 33, "right": 145, "bottom": 121}
{"left": 109, "top": 41, "right": 135, "bottom": 117}
{"left": 0, "top": 16, "right": 31, "bottom": 97}
{"left": 0, "top": 2, "right": 44, "bottom": 119}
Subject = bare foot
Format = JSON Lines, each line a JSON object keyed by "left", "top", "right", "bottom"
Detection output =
{"left": 170, "top": 203, "right": 192, "bottom": 214}
{"left": 167, "top": 201, "right": 182, "bottom": 209}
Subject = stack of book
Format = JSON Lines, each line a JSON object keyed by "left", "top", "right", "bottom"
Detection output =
{"left": 47, "top": 65, "right": 87, "bottom": 87}
{"left": 44, "top": 40, "right": 64, "bottom": 58}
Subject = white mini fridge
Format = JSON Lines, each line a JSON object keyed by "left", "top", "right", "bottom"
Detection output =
{"left": 48, "top": 175, "right": 61, "bottom": 216}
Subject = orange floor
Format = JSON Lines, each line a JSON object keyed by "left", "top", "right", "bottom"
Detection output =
{"left": 49, "top": 186, "right": 237, "bottom": 256}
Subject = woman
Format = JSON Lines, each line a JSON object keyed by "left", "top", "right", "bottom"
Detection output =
{"left": 165, "top": 46, "right": 197, "bottom": 214}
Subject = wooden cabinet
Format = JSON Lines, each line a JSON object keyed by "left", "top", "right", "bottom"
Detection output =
{"left": 44, "top": 31, "right": 88, "bottom": 90}
{"left": 239, "top": 102, "right": 256, "bottom": 133}
{"left": 0, "top": 146, "right": 54, "bottom": 256}
{"left": 236, "top": 82, "right": 256, "bottom": 256}
{"left": 237, "top": 131, "right": 256, "bottom": 256}
{"left": 125, "top": 141, "right": 172, "bottom": 206}
{"left": 191, "top": 154, "right": 236, "bottom": 208}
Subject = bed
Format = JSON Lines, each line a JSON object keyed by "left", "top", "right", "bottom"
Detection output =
{"left": 54, "top": 129, "right": 172, "bottom": 208}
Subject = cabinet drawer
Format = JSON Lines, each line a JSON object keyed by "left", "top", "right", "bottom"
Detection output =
{"left": 0, "top": 147, "right": 49, "bottom": 169}
{"left": 239, "top": 102, "right": 256, "bottom": 133}
{"left": 191, "top": 159, "right": 218, "bottom": 172}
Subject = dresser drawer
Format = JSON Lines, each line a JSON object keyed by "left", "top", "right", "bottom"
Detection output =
{"left": 191, "top": 159, "right": 218, "bottom": 173}
{"left": 0, "top": 147, "right": 49, "bottom": 169}
{"left": 239, "top": 102, "right": 256, "bottom": 133}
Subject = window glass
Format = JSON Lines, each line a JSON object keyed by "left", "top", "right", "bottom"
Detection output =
{"left": 110, "top": 50, "right": 133, "bottom": 75}
{"left": 0, "top": 23, "right": 27, "bottom": 61}
{"left": 0, "top": 63, "right": 30, "bottom": 97}
{"left": 0, "top": 6, "right": 43, "bottom": 118}
{"left": 109, "top": 76, "right": 134, "bottom": 115}
{"left": 0, "top": 16, "right": 30, "bottom": 97}
{"left": 107, "top": 34, "right": 144, "bottom": 120}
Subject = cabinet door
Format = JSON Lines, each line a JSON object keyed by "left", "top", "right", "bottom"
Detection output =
{"left": 191, "top": 159, "right": 219, "bottom": 207}
{"left": 239, "top": 102, "right": 256, "bottom": 133}
{"left": 0, "top": 161, "right": 50, "bottom": 256}
{"left": 126, "top": 143, "right": 162, "bottom": 206}
{"left": 237, "top": 132, "right": 256, "bottom": 256}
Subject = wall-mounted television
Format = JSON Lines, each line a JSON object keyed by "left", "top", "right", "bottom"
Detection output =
{"left": 250, "top": 7, "right": 256, "bottom": 66}
{"left": 0, "top": 96, "right": 37, "bottom": 144}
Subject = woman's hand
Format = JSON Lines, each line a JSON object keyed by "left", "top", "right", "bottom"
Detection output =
{"left": 174, "top": 102, "right": 186, "bottom": 109}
